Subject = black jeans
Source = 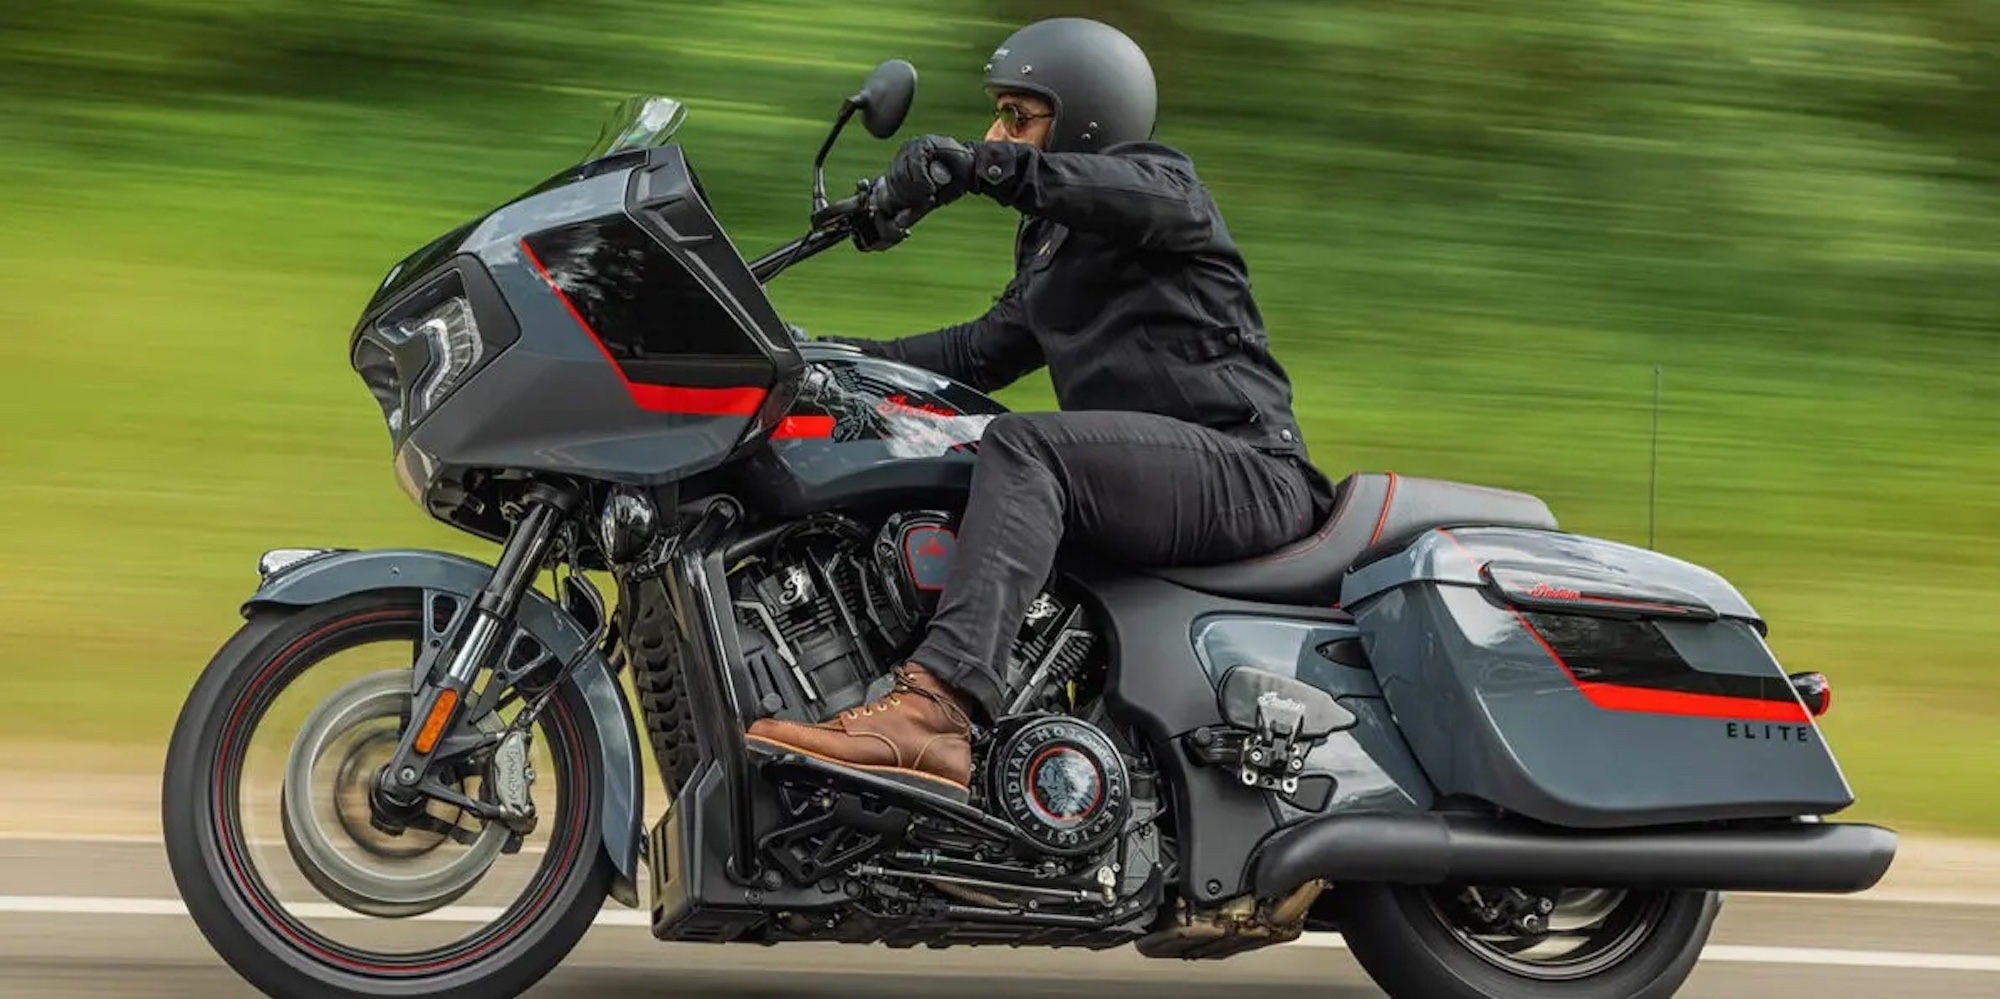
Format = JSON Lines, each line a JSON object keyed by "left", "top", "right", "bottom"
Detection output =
{"left": 911, "top": 410, "right": 1333, "bottom": 720}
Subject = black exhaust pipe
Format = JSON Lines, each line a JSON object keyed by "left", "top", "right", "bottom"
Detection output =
{"left": 1250, "top": 813, "right": 1898, "bottom": 896}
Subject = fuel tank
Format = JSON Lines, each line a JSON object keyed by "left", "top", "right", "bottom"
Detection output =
{"left": 737, "top": 344, "right": 1010, "bottom": 517}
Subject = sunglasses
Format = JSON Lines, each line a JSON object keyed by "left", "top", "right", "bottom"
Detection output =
{"left": 993, "top": 104, "right": 1054, "bottom": 133}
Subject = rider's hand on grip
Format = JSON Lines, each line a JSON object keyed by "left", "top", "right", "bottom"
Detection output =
{"left": 881, "top": 135, "right": 973, "bottom": 214}
{"left": 851, "top": 183, "right": 910, "bottom": 253}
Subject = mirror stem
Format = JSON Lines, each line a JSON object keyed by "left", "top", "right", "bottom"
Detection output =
{"left": 812, "top": 100, "right": 860, "bottom": 214}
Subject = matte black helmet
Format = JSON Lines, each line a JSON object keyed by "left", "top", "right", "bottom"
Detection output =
{"left": 982, "top": 17, "right": 1158, "bottom": 154}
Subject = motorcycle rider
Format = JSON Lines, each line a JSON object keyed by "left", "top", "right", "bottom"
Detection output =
{"left": 746, "top": 16, "right": 1337, "bottom": 801}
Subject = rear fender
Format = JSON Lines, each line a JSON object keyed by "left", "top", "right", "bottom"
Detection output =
{"left": 243, "top": 547, "right": 646, "bottom": 907}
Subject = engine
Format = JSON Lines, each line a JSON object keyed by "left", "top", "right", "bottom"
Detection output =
{"left": 725, "top": 511, "right": 1100, "bottom": 725}
{"left": 725, "top": 512, "right": 1173, "bottom": 948}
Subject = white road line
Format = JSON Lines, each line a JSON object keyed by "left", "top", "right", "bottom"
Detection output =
{"left": 0, "top": 833, "right": 169, "bottom": 845}
{"left": 0, "top": 895, "right": 1997, "bottom": 973}
{"left": 0, "top": 895, "right": 652, "bottom": 927}
{"left": 0, "top": 830, "right": 555, "bottom": 855}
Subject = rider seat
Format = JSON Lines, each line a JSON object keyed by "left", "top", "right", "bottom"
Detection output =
{"left": 1150, "top": 472, "right": 1560, "bottom": 606}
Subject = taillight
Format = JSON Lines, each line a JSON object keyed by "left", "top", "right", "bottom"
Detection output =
{"left": 1788, "top": 672, "right": 1832, "bottom": 717}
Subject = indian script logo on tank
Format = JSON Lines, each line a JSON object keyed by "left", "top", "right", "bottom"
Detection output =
{"left": 872, "top": 393, "right": 994, "bottom": 457}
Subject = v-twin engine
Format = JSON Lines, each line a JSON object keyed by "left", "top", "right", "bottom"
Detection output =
{"left": 708, "top": 511, "right": 1173, "bottom": 948}
{"left": 726, "top": 511, "right": 1098, "bottom": 724}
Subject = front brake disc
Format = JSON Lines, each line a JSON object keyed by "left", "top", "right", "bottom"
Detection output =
{"left": 278, "top": 669, "right": 510, "bottom": 919}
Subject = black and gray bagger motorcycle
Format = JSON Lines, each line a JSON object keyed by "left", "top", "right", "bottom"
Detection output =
{"left": 161, "top": 59, "right": 1898, "bottom": 999}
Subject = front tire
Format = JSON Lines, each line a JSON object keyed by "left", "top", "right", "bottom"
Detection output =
{"left": 162, "top": 590, "right": 614, "bottom": 999}
{"left": 1328, "top": 882, "right": 1720, "bottom": 999}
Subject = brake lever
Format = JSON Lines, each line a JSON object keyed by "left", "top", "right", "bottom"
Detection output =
{"left": 811, "top": 190, "right": 864, "bottom": 231}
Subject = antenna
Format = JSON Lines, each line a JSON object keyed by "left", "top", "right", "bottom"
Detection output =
{"left": 1648, "top": 364, "right": 1662, "bottom": 550}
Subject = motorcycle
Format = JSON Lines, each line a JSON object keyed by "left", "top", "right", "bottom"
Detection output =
{"left": 161, "top": 57, "right": 1898, "bottom": 999}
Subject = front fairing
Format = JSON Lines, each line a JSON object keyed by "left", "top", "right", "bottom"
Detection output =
{"left": 347, "top": 94, "right": 720, "bottom": 458}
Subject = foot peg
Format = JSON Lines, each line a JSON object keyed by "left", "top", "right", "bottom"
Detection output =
{"left": 752, "top": 742, "right": 1041, "bottom": 854}
{"left": 1183, "top": 667, "right": 1354, "bottom": 795}
{"left": 748, "top": 737, "right": 971, "bottom": 805}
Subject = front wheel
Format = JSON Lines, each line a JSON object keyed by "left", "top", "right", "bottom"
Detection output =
{"left": 1328, "top": 881, "right": 1720, "bottom": 999}
{"left": 162, "top": 590, "right": 613, "bottom": 998}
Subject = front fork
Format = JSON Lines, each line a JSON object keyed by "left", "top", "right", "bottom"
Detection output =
{"left": 409, "top": 486, "right": 770, "bottom": 884}
{"left": 373, "top": 482, "right": 585, "bottom": 823}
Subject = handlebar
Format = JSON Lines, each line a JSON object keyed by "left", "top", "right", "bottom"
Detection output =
{"left": 814, "top": 160, "right": 956, "bottom": 236}
{"left": 755, "top": 161, "right": 959, "bottom": 283}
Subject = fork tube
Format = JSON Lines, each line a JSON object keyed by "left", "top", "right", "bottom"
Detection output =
{"left": 383, "top": 482, "right": 580, "bottom": 796}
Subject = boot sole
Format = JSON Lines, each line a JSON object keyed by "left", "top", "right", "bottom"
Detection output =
{"left": 745, "top": 734, "right": 972, "bottom": 805}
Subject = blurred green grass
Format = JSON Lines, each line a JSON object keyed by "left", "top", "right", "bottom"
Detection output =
{"left": 1, "top": 0, "right": 1996, "bottom": 837}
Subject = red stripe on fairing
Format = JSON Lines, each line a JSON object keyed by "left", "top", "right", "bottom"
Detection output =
{"left": 1511, "top": 608, "right": 1812, "bottom": 724}
{"left": 626, "top": 382, "right": 766, "bottom": 416}
{"left": 771, "top": 414, "right": 835, "bottom": 439}
{"left": 519, "top": 239, "right": 766, "bottom": 417}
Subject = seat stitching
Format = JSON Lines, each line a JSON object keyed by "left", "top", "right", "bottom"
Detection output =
{"left": 1367, "top": 472, "right": 1402, "bottom": 547}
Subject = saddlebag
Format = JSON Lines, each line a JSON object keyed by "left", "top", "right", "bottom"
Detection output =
{"left": 1339, "top": 526, "right": 1856, "bottom": 829}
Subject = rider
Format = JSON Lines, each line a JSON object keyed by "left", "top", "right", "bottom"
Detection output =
{"left": 746, "top": 16, "right": 1337, "bottom": 801}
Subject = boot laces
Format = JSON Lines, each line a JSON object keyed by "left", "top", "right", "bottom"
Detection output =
{"left": 841, "top": 667, "right": 958, "bottom": 722}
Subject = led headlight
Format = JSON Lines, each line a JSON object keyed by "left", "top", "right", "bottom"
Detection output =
{"left": 392, "top": 295, "right": 485, "bottom": 417}
{"left": 354, "top": 284, "right": 488, "bottom": 438}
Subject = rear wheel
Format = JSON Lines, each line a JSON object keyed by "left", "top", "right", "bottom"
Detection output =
{"left": 1329, "top": 881, "right": 1719, "bottom": 999}
{"left": 162, "top": 590, "right": 613, "bottom": 998}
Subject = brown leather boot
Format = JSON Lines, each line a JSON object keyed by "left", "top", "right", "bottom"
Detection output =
{"left": 744, "top": 664, "right": 975, "bottom": 802}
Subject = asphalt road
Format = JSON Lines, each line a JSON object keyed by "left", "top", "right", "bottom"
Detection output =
{"left": 2, "top": 837, "right": 1997, "bottom": 998}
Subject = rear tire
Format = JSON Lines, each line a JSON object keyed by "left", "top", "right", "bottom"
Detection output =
{"left": 1328, "top": 882, "right": 1720, "bottom": 999}
{"left": 162, "top": 591, "right": 613, "bottom": 998}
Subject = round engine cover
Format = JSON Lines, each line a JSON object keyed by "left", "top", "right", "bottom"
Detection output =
{"left": 986, "top": 716, "right": 1130, "bottom": 856}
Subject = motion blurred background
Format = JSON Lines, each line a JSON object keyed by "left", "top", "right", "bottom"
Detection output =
{"left": 0, "top": 0, "right": 1994, "bottom": 837}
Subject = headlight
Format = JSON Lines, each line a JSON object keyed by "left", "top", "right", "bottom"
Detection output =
{"left": 351, "top": 268, "right": 491, "bottom": 439}
{"left": 392, "top": 295, "right": 484, "bottom": 417}
{"left": 597, "top": 486, "right": 659, "bottom": 564}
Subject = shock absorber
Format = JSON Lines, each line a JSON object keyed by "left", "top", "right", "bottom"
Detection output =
{"left": 375, "top": 481, "right": 582, "bottom": 808}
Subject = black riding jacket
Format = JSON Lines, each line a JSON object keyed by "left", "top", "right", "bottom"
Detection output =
{"left": 847, "top": 139, "right": 1312, "bottom": 461}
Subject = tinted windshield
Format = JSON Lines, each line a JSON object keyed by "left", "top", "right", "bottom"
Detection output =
{"left": 582, "top": 96, "right": 688, "bottom": 162}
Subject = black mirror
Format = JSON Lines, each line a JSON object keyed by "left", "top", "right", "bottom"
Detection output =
{"left": 852, "top": 59, "right": 918, "bottom": 139}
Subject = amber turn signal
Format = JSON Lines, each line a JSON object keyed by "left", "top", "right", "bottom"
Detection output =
{"left": 414, "top": 688, "right": 460, "bottom": 754}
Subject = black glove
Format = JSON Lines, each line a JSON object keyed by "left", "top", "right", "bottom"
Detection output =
{"left": 850, "top": 197, "right": 911, "bottom": 253}
{"left": 878, "top": 135, "right": 975, "bottom": 218}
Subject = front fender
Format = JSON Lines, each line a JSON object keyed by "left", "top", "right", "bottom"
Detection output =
{"left": 246, "top": 547, "right": 647, "bottom": 907}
